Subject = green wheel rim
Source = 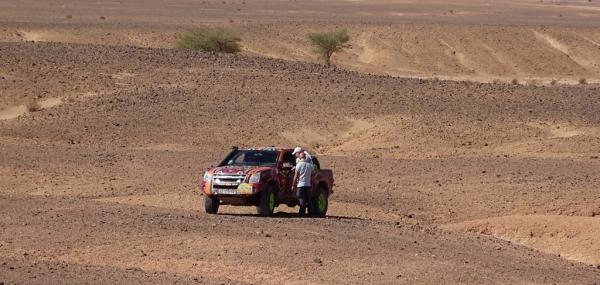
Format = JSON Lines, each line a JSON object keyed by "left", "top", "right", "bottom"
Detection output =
{"left": 318, "top": 193, "right": 326, "bottom": 212}
{"left": 268, "top": 192, "right": 275, "bottom": 212}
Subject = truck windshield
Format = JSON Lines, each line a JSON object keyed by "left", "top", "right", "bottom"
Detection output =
{"left": 226, "top": 150, "right": 278, "bottom": 166}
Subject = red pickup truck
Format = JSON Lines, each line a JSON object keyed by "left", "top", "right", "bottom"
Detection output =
{"left": 200, "top": 147, "right": 334, "bottom": 217}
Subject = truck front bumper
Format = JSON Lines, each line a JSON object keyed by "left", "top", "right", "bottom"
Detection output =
{"left": 202, "top": 182, "right": 264, "bottom": 197}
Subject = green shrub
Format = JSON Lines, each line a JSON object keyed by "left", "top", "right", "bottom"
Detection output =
{"left": 307, "top": 29, "right": 350, "bottom": 67}
{"left": 175, "top": 28, "right": 241, "bottom": 53}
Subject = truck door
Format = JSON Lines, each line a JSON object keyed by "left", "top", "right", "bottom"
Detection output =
{"left": 278, "top": 150, "right": 296, "bottom": 200}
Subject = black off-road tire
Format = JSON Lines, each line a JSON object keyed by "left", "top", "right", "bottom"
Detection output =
{"left": 256, "top": 185, "right": 276, "bottom": 217}
{"left": 308, "top": 185, "right": 328, "bottom": 218}
{"left": 204, "top": 196, "right": 220, "bottom": 214}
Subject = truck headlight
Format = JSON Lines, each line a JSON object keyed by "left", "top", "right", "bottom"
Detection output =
{"left": 203, "top": 172, "right": 211, "bottom": 183}
{"left": 248, "top": 172, "right": 261, "bottom": 184}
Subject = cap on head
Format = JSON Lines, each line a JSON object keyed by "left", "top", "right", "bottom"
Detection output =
{"left": 292, "top": 147, "right": 302, "bottom": 155}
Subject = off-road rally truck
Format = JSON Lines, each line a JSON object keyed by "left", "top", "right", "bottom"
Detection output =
{"left": 200, "top": 147, "right": 334, "bottom": 217}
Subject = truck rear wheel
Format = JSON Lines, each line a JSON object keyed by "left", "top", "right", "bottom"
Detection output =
{"left": 309, "top": 185, "right": 328, "bottom": 218}
{"left": 204, "top": 196, "right": 219, "bottom": 214}
{"left": 257, "top": 185, "right": 276, "bottom": 217}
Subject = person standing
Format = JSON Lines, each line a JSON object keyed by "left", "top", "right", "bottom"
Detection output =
{"left": 292, "top": 148, "right": 313, "bottom": 216}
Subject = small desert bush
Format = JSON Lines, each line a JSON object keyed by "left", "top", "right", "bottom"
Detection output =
{"left": 527, "top": 79, "right": 538, "bottom": 86}
{"left": 511, "top": 78, "right": 519, "bottom": 85}
{"left": 175, "top": 28, "right": 241, "bottom": 53}
{"left": 308, "top": 29, "right": 350, "bottom": 67}
{"left": 492, "top": 79, "right": 502, "bottom": 84}
{"left": 550, "top": 79, "right": 558, "bottom": 85}
{"left": 579, "top": 78, "right": 587, "bottom": 85}
{"left": 25, "top": 99, "right": 41, "bottom": 112}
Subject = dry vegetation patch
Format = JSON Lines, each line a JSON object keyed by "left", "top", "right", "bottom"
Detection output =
{"left": 25, "top": 99, "right": 41, "bottom": 112}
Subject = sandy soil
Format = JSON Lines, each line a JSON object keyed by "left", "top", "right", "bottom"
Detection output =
{"left": 444, "top": 215, "right": 600, "bottom": 265}
{"left": 1, "top": 1, "right": 600, "bottom": 284}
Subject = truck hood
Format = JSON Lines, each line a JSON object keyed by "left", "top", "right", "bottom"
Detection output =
{"left": 212, "top": 165, "right": 253, "bottom": 176}
{"left": 211, "top": 165, "right": 271, "bottom": 177}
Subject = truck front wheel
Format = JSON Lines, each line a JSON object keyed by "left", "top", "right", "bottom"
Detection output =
{"left": 204, "top": 196, "right": 220, "bottom": 214}
{"left": 257, "top": 185, "right": 276, "bottom": 217}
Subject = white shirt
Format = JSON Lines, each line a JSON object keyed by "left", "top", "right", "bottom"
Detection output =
{"left": 295, "top": 159, "right": 313, "bottom": 187}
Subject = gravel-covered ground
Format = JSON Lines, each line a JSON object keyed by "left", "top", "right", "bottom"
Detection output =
{"left": 1, "top": 1, "right": 600, "bottom": 284}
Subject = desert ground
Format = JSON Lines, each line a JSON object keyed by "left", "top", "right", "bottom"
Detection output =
{"left": 1, "top": 0, "right": 600, "bottom": 284}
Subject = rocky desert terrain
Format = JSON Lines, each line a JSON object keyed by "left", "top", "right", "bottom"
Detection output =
{"left": 1, "top": 0, "right": 600, "bottom": 284}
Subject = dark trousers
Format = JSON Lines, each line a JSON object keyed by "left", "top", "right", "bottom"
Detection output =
{"left": 296, "top": 186, "right": 311, "bottom": 214}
